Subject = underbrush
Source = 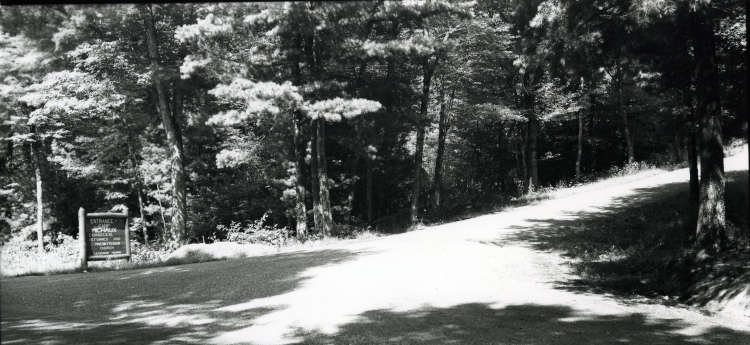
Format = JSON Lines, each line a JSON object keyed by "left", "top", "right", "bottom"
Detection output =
{"left": 0, "top": 233, "right": 80, "bottom": 277}
{"left": 512, "top": 161, "right": 663, "bottom": 205}
{"left": 0, "top": 235, "right": 176, "bottom": 277}
{"left": 427, "top": 159, "right": 667, "bottom": 226}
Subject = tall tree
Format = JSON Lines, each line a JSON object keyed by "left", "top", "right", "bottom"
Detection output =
{"left": 690, "top": 2, "right": 727, "bottom": 254}
{"left": 432, "top": 74, "right": 456, "bottom": 210}
{"left": 140, "top": 4, "right": 188, "bottom": 246}
{"left": 355, "top": 1, "right": 469, "bottom": 224}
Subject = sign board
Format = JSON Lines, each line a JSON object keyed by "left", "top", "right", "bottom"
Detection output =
{"left": 86, "top": 215, "right": 128, "bottom": 259}
{"left": 78, "top": 208, "right": 130, "bottom": 269}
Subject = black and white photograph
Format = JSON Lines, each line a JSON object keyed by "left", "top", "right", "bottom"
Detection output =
{"left": 0, "top": 0, "right": 748, "bottom": 344}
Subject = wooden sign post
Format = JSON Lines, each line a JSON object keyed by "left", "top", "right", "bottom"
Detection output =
{"left": 78, "top": 207, "right": 130, "bottom": 271}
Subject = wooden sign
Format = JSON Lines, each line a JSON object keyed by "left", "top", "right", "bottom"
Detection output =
{"left": 78, "top": 207, "right": 130, "bottom": 270}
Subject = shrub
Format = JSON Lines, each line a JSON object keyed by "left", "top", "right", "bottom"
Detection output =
{"left": 1, "top": 232, "right": 80, "bottom": 277}
{"left": 217, "top": 213, "right": 291, "bottom": 246}
{"left": 607, "top": 161, "right": 655, "bottom": 177}
{"left": 129, "top": 241, "right": 174, "bottom": 265}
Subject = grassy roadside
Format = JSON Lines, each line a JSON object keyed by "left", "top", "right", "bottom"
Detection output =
{"left": 508, "top": 169, "right": 749, "bottom": 316}
{"left": 0, "top": 230, "right": 383, "bottom": 278}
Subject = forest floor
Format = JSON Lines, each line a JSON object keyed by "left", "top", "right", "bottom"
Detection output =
{"left": 1, "top": 146, "right": 748, "bottom": 345}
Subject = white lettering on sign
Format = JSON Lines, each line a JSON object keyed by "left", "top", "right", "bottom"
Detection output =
{"left": 87, "top": 216, "right": 128, "bottom": 258}
{"left": 92, "top": 227, "right": 118, "bottom": 233}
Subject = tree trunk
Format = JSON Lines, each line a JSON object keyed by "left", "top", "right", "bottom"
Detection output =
{"left": 32, "top": 129, "right": 44, "bottom": 251}
{"left": 347, "top": 156, "right": 359, "bottom": 225}
{"left": 687, "top": 103, "right": 700, "bottom": 233}
{"left": 310, "top": 135, "right": 322, "bottom": 234}
{"left": 520, "top": 124, "right": 528, "bottom": 193}
{"left": 293, "top": 115, "right": 308, "bottom": 238}
{"left": 527, "top": 113, "right": 539, "bottom": 193}
{"left": 137, "top": 188, "right": 147, "bottom": 244}
{"left": 154, "top": 183, "right": 168, "bottom": 242}
{"left": 142, "top": 4, "right": 187, "bottom": 246}
{"left": 745, "top": 0, "right": 749, "bottom": 233}
{"left": 316, "top": 119, "right": 334, "bottom": 236}
{"left": 588, "top": 94, "right": 596, "bottom": 173}
{"left": 291, "top": 36, "right": 308, "bottom": 239}
{"left": 432, "top": 77, "right": 451, "bottom": 211}
{"left": 576, "top": 111, "right": 583, "bottom": 180}
{"left": 365, "top": 157, "right": 373, "bottom": 224}
{"left": 411, "top": 58, "right": 434, "bottom": 225}
{"left": 692, "top": 5, "right": 727, "bottom": 254}
{"left": 301, "top": 23, "right": 333, "bottom": 236}
{"left": 127, "top": 142, "right": 148, "bottom": 244}
{"left": 617, "top": 66, "right": 635, "bottom": 164}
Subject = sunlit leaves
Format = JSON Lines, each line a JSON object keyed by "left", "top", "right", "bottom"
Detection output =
{"left": 175, "top": 13, "right": 233, "bottom": 43}
{"left": 474, "top": 103, "right": 528, "bottom": 123}
{"left": 207, "top": 79, "right": 302, "bottom": 126}
{"left": 66, "top": 40, "right": 141, "bottom": 82}
{"left": 48, "top": 140, "right": 98, "bottom": 178}
{"left": 304, "top": 98, "right": 382, "bottom": 122}
{"left": 530, "top": 0, "right": 564, "bottom": 28}
{"left": 214, "top": 128, "right": 261, "bottom": 169}
{"left": 536, "top": 81, "right": 582, "bottom": 120}
{"left": 0, "top": 33, "right": 52, "bottom": 75}
{"left": 179, "top": 55, "right": 212, "bottom": 79}
{"left": 630, "top": 0, "right": 678, "bottom": 22}
{"left": 20, "top": 70, "right": 125, "bottom": 125}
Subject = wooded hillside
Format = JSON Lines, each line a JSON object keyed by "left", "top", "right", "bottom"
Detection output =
{"left": 0, "top": 1, "right": 746, "bottom": 255}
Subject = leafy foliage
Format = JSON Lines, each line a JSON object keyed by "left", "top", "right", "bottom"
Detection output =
{"left": 0, "top": 1, "right": 745, "bottom": 255}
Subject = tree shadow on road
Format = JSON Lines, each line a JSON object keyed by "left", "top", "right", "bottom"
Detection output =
{"left": 290, "top": 303, "right": 748, "bottom": 344}
{"left": 1, "top": 249, "right": 361, "bottom": 345}
{"left": 499, "top": 171, "right": 749, "bottom": 309}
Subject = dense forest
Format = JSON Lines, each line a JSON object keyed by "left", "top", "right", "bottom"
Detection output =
{"left": 0, "top": 0, "right": 746, "bottom": 255}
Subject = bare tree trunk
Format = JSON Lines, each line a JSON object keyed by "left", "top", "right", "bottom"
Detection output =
{"left": 365, "top": 157, "right": 373, "bottom": 224}
{"left": 520, "top": 124, "right": 528, "bottom": 193}
{"left": 291, "top": 37, "right": 308, "bottom": 239}
{"left": 527, "top": 113, "right": 539, "bottom": 193}
{"left": 1, "top": 139, "right": 13, "bottom": 219}
{"left": 136, "top": 189, "right": 147, "bottom": 244}
{"left": 411, "top": 58, "right": 434, "bottom": 225}
{"left": 154, "top": 183, "right": 169, "bottom": 242}
{"left": 588, "top": 95, "right": 596, "bottom": 173}
{"left": 617, "top": 66, "right": 635, "bottom": 164}
{"left": 32, "top": 129, "right": 44, "bottom": 251}
{"left": 347, "top": 156, "right": 359, "bottom": 225}
{"left": 127, "top": 142, "right": 148, "bottom": 244}
{"left": 142, "top": 5, "right": 187, "bottom": 247}
{"left": 745, "top": 0, "right": 749, "bottom": 234}
{"left": 685, "top": 88, "right": 700, "bottom": 234}
{"left": 692, "top": 5, "right": 727, "bottom": 254}
{"left": 293, "top": 115, "right": 308, "bottom": 238}
{"left": 576, "top": 111, "right": 583, "bottom": 180}
{"left": 316, "top": 119, "right": 334, "bottom": 236}
{"left": 432, "top": 77, "right": 452, "bottom": 211}
{"left": 310, "top": 136, "right": 322, "bottom": 234}
{"left": 301, "top": 21, "right": 333, "bottom": 236}
{"left": 687, "top": 103, "right": 700, "bottom": 233}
